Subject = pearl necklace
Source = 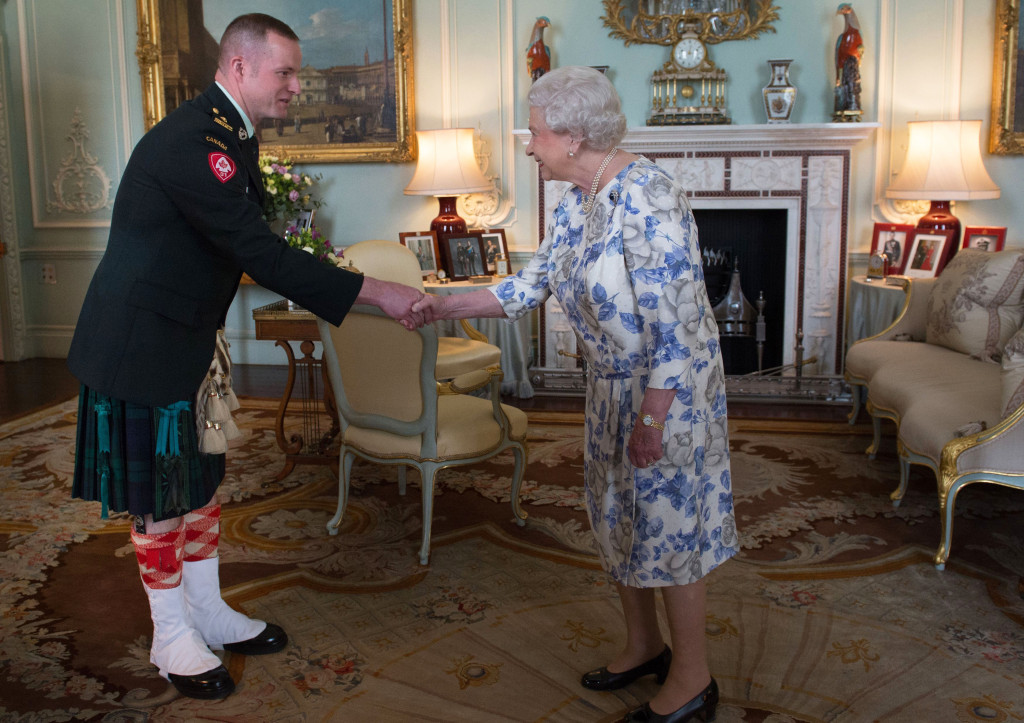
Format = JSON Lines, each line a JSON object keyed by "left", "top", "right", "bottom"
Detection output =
{"left": 581, "top": 148, "right": 619, "bottom": 214}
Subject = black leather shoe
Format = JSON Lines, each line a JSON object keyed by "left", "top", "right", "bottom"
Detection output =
{"left": 168, "top": 664, "right": 235, "bottom": 700}
{"left": 222, "top": 622, "right": 288, "bottom": 655}
{"left": 625, "top": 677, "right": 719, "bottom": 723}
{"left": 581, "top": 646, "right": 671, "bottom": 691}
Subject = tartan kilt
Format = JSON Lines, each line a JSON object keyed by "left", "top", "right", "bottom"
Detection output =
{"left": 72, "top": 385, "right": 224, "bottom": 521}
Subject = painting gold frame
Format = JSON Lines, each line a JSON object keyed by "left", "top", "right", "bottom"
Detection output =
{"left": 991, "top": 0, "right": 1024, "bottom": 154}
{"left": 135, "top": 0, "right": 415, "bottom": 163}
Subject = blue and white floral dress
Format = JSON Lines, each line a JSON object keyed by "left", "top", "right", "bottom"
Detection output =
{"left": 491, "top": 158, "right": 739, "bottom": 587}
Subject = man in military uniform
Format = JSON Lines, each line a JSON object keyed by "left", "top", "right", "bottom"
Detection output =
{"left": 67, "top": 14, "right": 424, "bottom": 700}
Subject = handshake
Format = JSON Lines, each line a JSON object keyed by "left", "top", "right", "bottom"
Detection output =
{"left": 362, "top": 277, "right": 447, "bottom": 330}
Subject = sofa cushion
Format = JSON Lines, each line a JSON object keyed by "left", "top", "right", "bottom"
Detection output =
{"left": 899, "top": 375, "right": 1003, "bottom": 462}
{"left": 862, "top": 341, "right": 999, "bottom": 418}
{"left": 925, "top": 248, "right": 1024, "bottom": 361}
{"left": 1002, "top": 326, "right": 1024, "bottom": 417}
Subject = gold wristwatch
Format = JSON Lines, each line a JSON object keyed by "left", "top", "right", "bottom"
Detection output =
{"left": 640, "top": 414, "right": 665, "bottom": 431}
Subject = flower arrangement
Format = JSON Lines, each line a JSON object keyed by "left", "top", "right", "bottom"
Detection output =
{"left": 259, "top": 154, "right": 324, "bottom": 224}
{"left": 283, "top": 224, "right": 344, "bottom": 268}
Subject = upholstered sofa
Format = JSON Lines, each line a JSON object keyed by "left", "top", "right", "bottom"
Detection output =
{"left": 845, "top": 248, "right": 1024, "bottom": 569}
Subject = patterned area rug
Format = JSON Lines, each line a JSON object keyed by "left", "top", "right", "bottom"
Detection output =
{"left": 1, "top": 398, "right": 1022, "bottom": 722}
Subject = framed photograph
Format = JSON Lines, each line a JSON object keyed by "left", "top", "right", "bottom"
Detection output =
{"left": 962, "top": 226, "right": 1007, "bottom": 252}
{"left": 870, "top": 222, "right": 915, "bottom": 274}
{"left": 293, "top": 208, "right": 315, "bottom": 230}
{"left": 991, "top": 0, "right": 1024, "bottom": 153}
{"left": 439, "top": 232, "right": 487, "bottom": 281}
{"left": 904, "top": 230, "right": 957, "bottom": 278}
{"left": 474, "top": 228, "right": 510, "bottom": 275}
{"left": 399, "top": 231, "right": 441, "bottom": 278}
{"left": 135, "top": 0, "right": 415, "bottom": 163}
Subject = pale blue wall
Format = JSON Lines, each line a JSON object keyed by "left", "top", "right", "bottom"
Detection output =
{"left": 2, "top": 0, "right": 1021, "bottom": 363}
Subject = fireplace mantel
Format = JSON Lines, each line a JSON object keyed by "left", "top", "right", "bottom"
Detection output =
{"left": 515, "top": 123, "right": 878, "bottom": 394}
{"left": 514, "top": 123, "right": 877, "bottom": 153}
{"left": 584, "top": 123, "right": 876, "bottom": 152}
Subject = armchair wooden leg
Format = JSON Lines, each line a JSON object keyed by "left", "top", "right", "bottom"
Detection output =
{"left": 418, "top": 464, "right": 440, "bottom": 566}
{"left": 866, "top": 416, "right": 882, "bottom": 459}
{"left": 934, "top": 476, "right": 967, "bottom": 571}
{"left": 509, "top": 444, "right": 528, "bottom": 527}
{"left": 847, "top": 383, "right": 862, "bottom": 425}
{"left": 891, "top": 450, "right": 910, "bottom": 507}
{"left": 326, "top": 451, "right": 355, "bottom": 536}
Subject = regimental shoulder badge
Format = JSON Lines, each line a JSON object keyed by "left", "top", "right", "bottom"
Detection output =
{"left": 208, "top": 152, "right": 236, "bottom": 183}
{"left": 213, "top": 113, "right": 233, "bottom": 132}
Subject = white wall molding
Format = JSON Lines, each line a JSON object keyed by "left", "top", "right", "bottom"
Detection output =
{"left": 447, "top": 0, "right": 517, "bottom": 230}
{"left": 17, "top": 247, "right": 105, "bottom": 261}
{"left": 0, "top": 21, "right": 26, "bottom": 360}
{"left": 875, "top": 0, "right": 965, "bottom": 223}
{"left": 18, "top": 0, "right": 129, "bottom": 229}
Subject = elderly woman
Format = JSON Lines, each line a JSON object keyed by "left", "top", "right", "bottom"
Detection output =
{"left": 412, "top": 65, "right": 738, "bottom": 723}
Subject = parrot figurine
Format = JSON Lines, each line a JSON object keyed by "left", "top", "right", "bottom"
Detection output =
{"left": 526, "top": 16, "right": 551, "bottom": 82}
{"left": 834, "top": 3, "right": 864, "bottom": 117}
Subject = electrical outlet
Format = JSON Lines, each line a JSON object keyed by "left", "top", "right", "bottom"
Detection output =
{"left": 41, "top": 263, "right": 56, "bottom": 285}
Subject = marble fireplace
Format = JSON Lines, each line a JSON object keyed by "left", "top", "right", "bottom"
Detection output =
{"left": 515, "top": 123, "right": 877, "bottom": 397}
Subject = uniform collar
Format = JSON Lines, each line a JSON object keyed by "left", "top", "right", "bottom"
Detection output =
{"left": 214, "top": 81, "right": 256, "bottom": 140}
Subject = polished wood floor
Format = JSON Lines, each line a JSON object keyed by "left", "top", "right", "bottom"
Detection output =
{"left": 2, "top": 358, "right": 853, "bottom": 426}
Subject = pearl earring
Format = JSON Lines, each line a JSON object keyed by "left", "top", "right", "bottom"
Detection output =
{"left": 568, "top": 150, "right": 576, "bottom": 158}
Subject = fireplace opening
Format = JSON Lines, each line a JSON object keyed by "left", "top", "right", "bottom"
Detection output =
{"left": 692, "top": 208, "right": 788, "bottom": 375}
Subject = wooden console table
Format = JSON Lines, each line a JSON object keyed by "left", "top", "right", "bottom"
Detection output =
{"left": 252, "top": 300, "right": 339, "bottom": 481}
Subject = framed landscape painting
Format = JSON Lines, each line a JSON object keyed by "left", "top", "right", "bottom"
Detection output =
{"left": 991, "top": 0, "right": 1024, "bottom": 153}
{"left": 136, "top": 0, "right": 415, "bottom": 163}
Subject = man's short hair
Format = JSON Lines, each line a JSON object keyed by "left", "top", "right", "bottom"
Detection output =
{"left": 219, "top": 13, "right": 298, "bottom": 65}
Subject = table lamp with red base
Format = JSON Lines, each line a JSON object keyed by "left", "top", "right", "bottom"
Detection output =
{"left": 885, "top": 119, "right": 1000, "bottom": 256}
{"left": 404, "top": 128, "right": 493, "bottom": 237}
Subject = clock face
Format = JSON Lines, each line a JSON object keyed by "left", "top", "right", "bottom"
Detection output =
{"left": 673, "top": 37, "right": 706, "bottom": 69}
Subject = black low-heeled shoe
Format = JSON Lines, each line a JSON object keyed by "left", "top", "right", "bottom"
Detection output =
{"left": 580, "top": 646, "right": 672, "bottom": 691}
{"left": 625, "top": 677, "right": 719, "bottom": 723}
{"left": 222, "top": 622, "right": 288, "bottom": 655}
{"left": 168, "top": 664, "right": 235, "bottom": 700}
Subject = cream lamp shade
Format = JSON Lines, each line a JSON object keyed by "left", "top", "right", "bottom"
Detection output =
{"left": 886, "top": 120, "right": 1000, "bottom": 202}
{"left": 405, "top": 128, "right": 492, "bottom": 197}
{"left": 885, "top": 120, "right": 1000, "bottom": 253}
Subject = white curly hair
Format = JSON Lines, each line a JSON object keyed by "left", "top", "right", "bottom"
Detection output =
{"left": 528, "top": 66, "right": 627, "bottom": 151}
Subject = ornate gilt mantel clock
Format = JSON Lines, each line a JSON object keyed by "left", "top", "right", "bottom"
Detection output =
{"left": 602, "top": 0, "right": 780, "bottom": 126}
{"left": 650, "top": 26, "right": 728, "bottom": 125}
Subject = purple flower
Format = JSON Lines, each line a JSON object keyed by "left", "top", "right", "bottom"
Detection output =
{"left": 289, "top": 190, "right": 300, "bottom": 202}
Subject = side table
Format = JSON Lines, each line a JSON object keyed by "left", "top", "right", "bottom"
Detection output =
{"left": 847, "top": 275, "right": 908, "bottom": 345}
{"left": 252, "top": 300, "right": 339, "bottom": 480}
{"left": 845, "top": 274, "right": 908, "bottom": 423}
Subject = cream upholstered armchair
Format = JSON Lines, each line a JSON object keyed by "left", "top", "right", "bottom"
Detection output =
{"left": 317, "top": 307, "right": 528, "bottom": 564}
{"left": 342, "top": 239, "right": 501, "bottom": 394}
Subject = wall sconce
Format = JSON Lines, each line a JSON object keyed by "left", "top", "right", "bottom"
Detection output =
{"left": 404, "top": 128, "right": 493, "bottom": 236}
{"left": 885, "top": 120, "right": 1000, "bottom": 245}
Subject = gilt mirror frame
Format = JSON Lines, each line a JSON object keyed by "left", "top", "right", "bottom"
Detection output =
{"left": 135, "top": 0, "right": 415, "bottom": 163}
{"left": 601, "top": 0, "right": 780, "bottom": 46}
{"left": 991, "top": 0, "right": 1024, "bottom": 154}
